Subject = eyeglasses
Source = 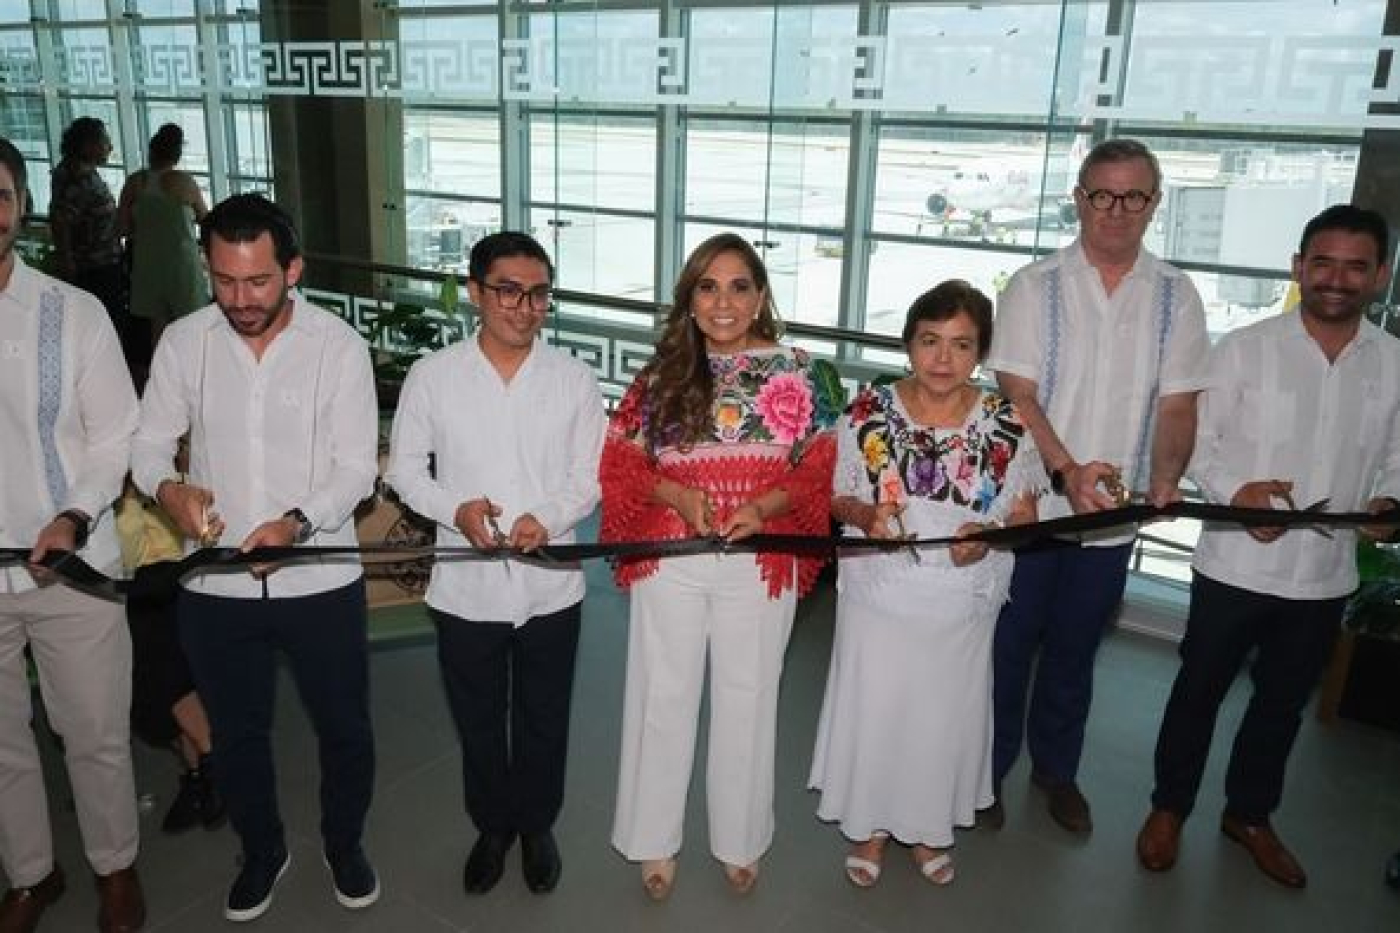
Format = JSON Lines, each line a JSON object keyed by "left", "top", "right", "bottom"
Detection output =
{"left": 1079, "top": 188, "right": 1155, "bottom": 214}
{"left": 478, "top": 281, "right": 555, "bottom": 311}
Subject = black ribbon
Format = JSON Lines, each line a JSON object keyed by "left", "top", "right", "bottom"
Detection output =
{"left": 4, "top": 501, "right": 1397, "bottom": 600}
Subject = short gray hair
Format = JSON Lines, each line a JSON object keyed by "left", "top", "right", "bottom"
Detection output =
{"left": 1077, "top": 138, "right": 1162, "bottom": 192}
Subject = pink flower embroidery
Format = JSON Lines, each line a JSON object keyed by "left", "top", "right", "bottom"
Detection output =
{"left": 753, "top": 372, "right": 814, "bottom": 445}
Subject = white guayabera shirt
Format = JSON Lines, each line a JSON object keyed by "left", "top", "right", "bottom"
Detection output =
{"left": 0, "top": 258, "right": 138, "bottom": 593}
{"left": 1190, "top": 311, "right": 1400, "bottom": 600}
{"left": 986, "top": 239, "right": 1210, "bottom": 546}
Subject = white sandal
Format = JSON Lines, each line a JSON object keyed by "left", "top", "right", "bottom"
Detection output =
{"left": 845, "top": 832, "right": 889, "bottom": 888}
{"left": 916, "top": 848, "right": 955, "bottom": 886}
{"left": 844, "top": 855, "right": 881, "bottom": 888}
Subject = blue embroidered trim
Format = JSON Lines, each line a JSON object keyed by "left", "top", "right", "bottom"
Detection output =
{"left": 1038, "top": 267, "right": 1064, "bottom": 409}
{"left": 1130, "top": 275, "right": 1176, "bottom": 489}
{"left": 37, "top": 288, "right": 68, "bottom": 506}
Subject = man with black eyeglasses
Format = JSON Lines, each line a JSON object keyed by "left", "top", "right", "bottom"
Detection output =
{"left": 982, "top": 139, "right": 1210, "bottom": 835}
{"left": 386, "top": 232, "right": 605, "bottom": 896}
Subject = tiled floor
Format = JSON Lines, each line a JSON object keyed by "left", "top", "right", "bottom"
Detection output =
{"left": 28, "top": 560, "right": 1400, "bottom": 931}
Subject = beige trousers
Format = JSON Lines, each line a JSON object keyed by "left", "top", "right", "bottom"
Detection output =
{"left": 0, "top": 582, "right": 138, "bottom": 885}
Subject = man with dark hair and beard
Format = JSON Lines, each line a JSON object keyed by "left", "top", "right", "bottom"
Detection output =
{"left": 131, "top": 193, "right": 381, "bottom": 923}
{"left": 1136, "top": 204, "right": 1400, "bottom": 889}
{"left": 0, "top": 135, "right": 146, "bottom": 933}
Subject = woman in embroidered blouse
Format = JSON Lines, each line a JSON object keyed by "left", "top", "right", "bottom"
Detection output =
{"left": 809, "top": 280, "right": 1042, "bottom": 888}
{"left": 600, "top": 233, "right": 838, "bottom": 900}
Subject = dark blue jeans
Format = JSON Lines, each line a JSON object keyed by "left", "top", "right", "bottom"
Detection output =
{"left": 431, "top": 602, "right": 581, "bottom": 837}
{"left": 992, "top": 539, "right": 1133, "bottom": 786}
{"left": 1151, "top": 572, "right": 1344, "bottom": 823}
{"left": 178, "top": 578, "right": 375, "bottom": 859}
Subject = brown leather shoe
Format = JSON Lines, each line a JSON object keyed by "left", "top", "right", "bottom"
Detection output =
{"left": 1136, "top": 810, "right": 1183, "bottom": 871}
{"left": 1032, "top": 773, "right": 1092, "bottom": 834}
{"left": 95, "top": 866, "right": 146, "bottom": 933}
{"left": 1221, "top": 815, "right": 1307, "bottom": 889}
{"left": 0, "top": 867, "right": 65, "bottom": 933}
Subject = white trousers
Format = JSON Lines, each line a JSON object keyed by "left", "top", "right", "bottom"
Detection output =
{"left": 0, "top": 583, "right": 138, "bottom": 885}
{"left": 612, "top": 553, "right": 796, "bottom": 866}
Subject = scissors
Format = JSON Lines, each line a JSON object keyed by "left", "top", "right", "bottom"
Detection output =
{"left": 1277, "top": 490, "right": 1334, "bottom": 539}
{"left": 888, "top": 506, "right": 921, "bottom": 565}
{"left": 483, "top": 498, "right": 513, "bottom": 574}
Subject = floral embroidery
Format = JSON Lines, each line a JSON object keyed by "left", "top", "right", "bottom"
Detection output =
{"left": 618, "top": 348, "right": 842, "bottom": 454}
{"left": 754, "top": 372, "right": 815, "bottom": 444}
{"left": 715, "top": 398, "right": 746, "bottom": 441}
{"left": 862, "top": 426, "right": 890, "bottom": 474}
{"left": 847, "top": 384, "right": 1026, "bottom": 515}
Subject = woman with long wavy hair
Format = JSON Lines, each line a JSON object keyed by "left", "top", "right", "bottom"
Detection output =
{"left": 600, "top": 233, "right": 840, "bottom": 899}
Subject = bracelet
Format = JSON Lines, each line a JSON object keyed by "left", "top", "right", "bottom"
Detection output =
{"left": 55, "top": 509, "right": 91, "bottom": 549}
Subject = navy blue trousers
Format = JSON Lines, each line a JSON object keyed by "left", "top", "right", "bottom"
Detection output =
{"left": 431, "top": 602, "right": 581, "bottom": 836}
{"left": 178, "top": 579, "right": 375, "bottom": 859}
{"left": 1151, "top": 572, "right": 1344, "bottom": 823}
{"left": 992, "top": 540, "right": 1133, "bottom": 786}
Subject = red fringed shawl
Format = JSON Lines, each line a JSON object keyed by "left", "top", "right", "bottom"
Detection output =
{"left": 599, "top": 355, "right": 837, "bottom": 599}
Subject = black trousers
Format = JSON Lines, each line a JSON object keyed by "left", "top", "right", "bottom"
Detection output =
{"left": 1151, "top": 571, "right": 1345, "bottom": 823}
{"left": 431, "top": 602, "right": 582, "bottom": 836}
{"left": 179, "top": 579, "right": 375, "bottom": 859}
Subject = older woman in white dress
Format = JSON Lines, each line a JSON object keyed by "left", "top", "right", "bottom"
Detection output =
{"left": 810, "top": 280, "right": 1043, "bottom": 887}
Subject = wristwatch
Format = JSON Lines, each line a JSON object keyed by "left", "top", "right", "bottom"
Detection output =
{"left": 55, "top": 509, "right": 91, "bottom": 549}
{"left": 282, "top": 508, "right": 313, "bottom": 544}
{"left": 1049, "top": 467, "right": 1068, "bottom": 496}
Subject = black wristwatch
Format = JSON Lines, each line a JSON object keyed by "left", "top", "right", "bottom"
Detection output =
{"left": 282, "top": 508, "right": 313, "bottom": 544}
{"left": 55, "top": 509, "right": 91, "bottom": 549}
{"left": 1049, "top": 467, "right": 1068, "bottom": 496}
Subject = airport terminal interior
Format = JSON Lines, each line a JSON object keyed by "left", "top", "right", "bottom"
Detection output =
{"left": 3, "top": 1, "right": 1400, "bottom": 930}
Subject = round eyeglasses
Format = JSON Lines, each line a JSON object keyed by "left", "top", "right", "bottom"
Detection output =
{"left": 1080, "top": 188, "right": 1155, "bottom": 214}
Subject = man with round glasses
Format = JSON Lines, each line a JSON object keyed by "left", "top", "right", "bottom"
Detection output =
{"left": 386, "top": 231, "right": 605, "bottom": 897}
{"left": 983, "top": 139, "right": 1210, "bottom": 834}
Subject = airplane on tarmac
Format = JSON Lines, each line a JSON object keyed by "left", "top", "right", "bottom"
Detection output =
{"left": 918, "top": 159, "right": 1077, "bottom": 240}
{"left": 917, "top": 138, "right": 1089, "bottom": 240}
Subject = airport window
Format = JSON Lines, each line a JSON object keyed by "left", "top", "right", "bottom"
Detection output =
{"left": 4, "top": 0, "right": 1398, "bottom": 589}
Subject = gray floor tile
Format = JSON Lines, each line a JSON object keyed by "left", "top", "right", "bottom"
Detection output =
{"left": 22, "top": 573, "right": 1400, "bottom": 931}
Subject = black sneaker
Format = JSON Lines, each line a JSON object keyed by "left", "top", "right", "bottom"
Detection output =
{"left": 160, "top": 770, "right": 203, "bottom": 834}
{"left": 324, "top": 846, "right": 380, "bottom": 909}
{"left": 196, "top": 756, "right": 227, "bottom": 830}
{"left": 225, "top": 847, "right": 290, "bottom": 922}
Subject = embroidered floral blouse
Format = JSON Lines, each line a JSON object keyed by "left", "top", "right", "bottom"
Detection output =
{"left": 600, "top": 346, "right": 840, "bottom": 598}
{"left": 834, "top": 384, "right": 1044, "bottom": 595}
{"left": 845, "top": 384, "right": 1035, "bottom": 517}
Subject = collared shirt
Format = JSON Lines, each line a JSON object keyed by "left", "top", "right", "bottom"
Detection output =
{"left": 1190, "top": 312, "right": 1400, "bottom": 600}
{"left": 986, "top": 239, "right": 1210, "bottom": 545}
{"left": 131, "top": 291, "right": 378, "bottom": 598}
{"left": 386, "top": 336, "right": 605, "bottom": 625}
{"left": 0, "top": 257, "right": 138, "bottom": 593}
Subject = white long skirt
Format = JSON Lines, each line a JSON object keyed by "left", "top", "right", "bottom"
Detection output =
{"left": 808, "top": 575, "right": 999, "bottom": 848}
